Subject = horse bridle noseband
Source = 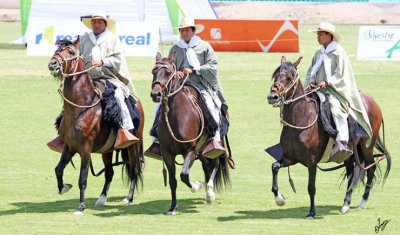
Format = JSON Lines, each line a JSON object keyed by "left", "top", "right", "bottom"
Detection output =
{"left": 151, "top": 62, "right": 205, "bottom": 143}
{"left": 52, "top": 46, "right": 102, "bottom": 109}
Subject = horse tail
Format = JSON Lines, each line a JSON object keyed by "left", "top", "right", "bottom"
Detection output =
{"left": 374, "top": 119, "right": 391, "bottom": 186}
{"left": 121, "top": 144, "right": 143, "bottom": 191}
{"left": 213, "top": 153, "right": 231, "bottom": 193}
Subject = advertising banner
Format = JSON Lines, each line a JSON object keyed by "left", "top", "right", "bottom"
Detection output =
{"left": 195, "top": 19, "right": 299, "bottom": 52}
{"left": 27, "top": 21, "right": 159, "bottom": 56}
{"left": 357, "top": 26, "right": 400, "bottom": 60}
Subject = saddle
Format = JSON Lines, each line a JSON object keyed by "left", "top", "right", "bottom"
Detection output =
{"left": 55, "top": 79, "right": 141, "bottom": 135}
{"left": 150, "top": 84, "right": 229, "bottom": 140}
{"left": 265, "top": 91, "right": 367, "bottom": 164}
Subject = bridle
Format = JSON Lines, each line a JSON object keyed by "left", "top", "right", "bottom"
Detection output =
{"left": 51, "top": 46, "right": 102, "bottom": 109}
{"left": 151, "top": 61, "right": 204, "bottom": 143}
{"left": 271, "top": 69, "right": 320, "bottom": 130}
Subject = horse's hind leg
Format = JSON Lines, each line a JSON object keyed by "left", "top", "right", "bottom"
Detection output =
{"left": 357, "top": 146, "right": 376, "bottom": 209}
{"left": 123, "top": 147, "right": 140, "bottom": 204}
{"left": 271, "top": 160, "right": 287, "bottom": 206}
{"left": 205, "top": 157, "right": 219, "bottom": 203}
{"left": 95, "top": 152, "right": 114, "bottom": 207}
{"left": 180, "top": 150, "right": 204, "bottom": 193}
{"left": 55, "top": 146, "right": 75, "bottom": 194}
{"left": 342, "top": 157, "right": 357, "bottom": 214}
{"left": 164, "top": 153, "right": 178, "bottom": 215}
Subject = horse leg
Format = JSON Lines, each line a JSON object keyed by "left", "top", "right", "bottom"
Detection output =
{"left": 74, "top": 153, "right": 90, "bottom": 215}
{"left": 95, "top": 152, "right": 114, "bottom": 207}
{"left": 341, "top": 156, "right": 362, "bottom": 214}
{"left": 164, "top": 154, "right": 178, "bottom": 215}
{"left": 55, "top": 146, "right": 75, "bottom": 194}
{"left": 123, "top": 147, "right": 140, "bottom": 204}
{"left": 305, "top": 163, "right": 317, "bottom": 220}
{"left": 180, "top": 150, "right": 204, "bottom": 193}
{"left": 358, "top": 162, "right": 376, "bottom": 209}
{"left": 271, "top": 160, "right": 287, "bottom": 206}
{"left": 205, "top": 157, "right": 219, "bottom": 204}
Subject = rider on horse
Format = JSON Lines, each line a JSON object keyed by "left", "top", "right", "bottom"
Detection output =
{"left": 145, "top": 17, "right": 229, "bottom": 159}
{"left": 48, "top": 10, "right": 140, "bottom": 152}
{"left": 304, "top": 22, "right": 373, "bottom": 160}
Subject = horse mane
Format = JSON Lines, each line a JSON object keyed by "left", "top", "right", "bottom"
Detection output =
{"left": 55, "top": 39, "right": 74, "bottom": 52}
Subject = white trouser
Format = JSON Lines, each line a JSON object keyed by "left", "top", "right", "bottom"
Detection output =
{"left": 114, "top": 88, "right": 134, "bottom": 130}
{"left": 151, "top": 92, "right": 222, "bottom": 142}
{"left": 332, "top": 114, "right": 349, "bottom": 142}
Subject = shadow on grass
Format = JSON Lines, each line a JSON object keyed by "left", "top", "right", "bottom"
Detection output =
{"left": 0, "top": 197, "right": 204, "bottom": 217}
{"left": 0, "top": 43, "right": 26, "bottom": 50}
{"left": 218, "top": 205, "right": 343, "bottom": 221}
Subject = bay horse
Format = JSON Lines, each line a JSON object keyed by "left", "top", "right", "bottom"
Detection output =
{"left": 150, "top": 52, "right": 231, "bottom": 215}
{"left": 47, "top": 38, "right": 144, "bottom": 215}
{"left": 267, "top": 56, "right": 391, "bottom": 219}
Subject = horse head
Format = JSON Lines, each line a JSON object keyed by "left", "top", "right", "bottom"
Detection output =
{"left": 267, "top": 56, "right": 302, "bottom": 107}
{"left": 48, "top": 37, "right": 80, "bottom": 79}
{"left": 150, "top": 52, "right": 177, "bottom": 102}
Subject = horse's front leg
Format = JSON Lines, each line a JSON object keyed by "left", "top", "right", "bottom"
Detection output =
{"left": 95, "top": 152, "right": 114, "bottom": 207}
{"left": 74, "top": 153, "right": 90, "bottom": 215}
{"left": 306, "top": 161, "right": 317, "bottom": 220}
{"left": 55, "top": 145, "right": 75, "bottom": 194}
{"left": 271, "top": 160, "right": 287, "bottom": 206}
{"left": 164, "top": 153, "right": 178, "bottom": 215}
{"left": 180, "top": 150, "right": 204, "bottom": 193}
{"left": 341, "top": 156, "right": 358, "bottom": 214}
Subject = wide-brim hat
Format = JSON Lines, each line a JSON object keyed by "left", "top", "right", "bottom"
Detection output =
{"left": 82, "top": 10, "right": 115, "bottom": 30}
{"left": 174, "top": 17, "right": 204, "bottom": 34}
{"left": 308, "top": 22, "right": 340, "bottom": 42}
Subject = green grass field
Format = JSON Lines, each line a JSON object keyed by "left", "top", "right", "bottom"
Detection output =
{"left": 0, "top": 22, "right": 399, "bottom": 234}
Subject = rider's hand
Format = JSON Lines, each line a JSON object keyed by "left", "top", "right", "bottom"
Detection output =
{"left": 318, "top": 81, "right": 328, "bottom": 88}
{"left": 92, "top": 60, "right": 103, "bottom": 67}
{"left": 182, "top": 68, "right": 193, "bottom": 76}
{"left": 306, "top": 83, "right": 316, "bottom": 90}
{"left": 176, "top": 71, "right": 185, "bottom": 79}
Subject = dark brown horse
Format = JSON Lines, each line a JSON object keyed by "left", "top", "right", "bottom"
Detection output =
{"left": 48, "top": 38, "right": 144, "bottom": 215}
{"left": 267, "top": 56, "right": 391, "bottom": 219}
{"left": 150, "top": 53, "right": 230, "bottom": 215}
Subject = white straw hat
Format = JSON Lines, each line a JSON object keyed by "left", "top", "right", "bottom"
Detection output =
{"left": 174, "top": 17, "right": 204, "bottom": 34}
{"left": 82, "top": 10, "right": 115, "bottom": 30}
{"left": 309, "top": 22, "right": 340, "bottom": 42}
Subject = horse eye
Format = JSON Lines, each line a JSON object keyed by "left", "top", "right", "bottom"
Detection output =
{"left": 68, "top": 50, "right": 74, "bottom": 55}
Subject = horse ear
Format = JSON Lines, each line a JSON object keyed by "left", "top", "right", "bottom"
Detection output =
{"left": 293, "top": 56, "right": 303, "bottom": 69}
{"left": 168, "top": 52, "right": 175, "bottom": 62}
{"left": 156, "top": 52, "right": 162, "bottom": 62}
{"left": 73, "top": 36, "right": 80, "bottom": 47}
{"left": 281, "top": 56, "right": 286, "bottom": 64}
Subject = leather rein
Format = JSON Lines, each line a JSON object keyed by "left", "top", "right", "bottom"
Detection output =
{"left": 52, "top": 47, "right": 102, "bottom": 109}
{"left": 152, "top": 62, "right": 205, "bottom": 143}
{"left": 272, "top": 71, "right": 320, "bottom": 130}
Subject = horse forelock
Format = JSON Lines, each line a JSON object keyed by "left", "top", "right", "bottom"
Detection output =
{"left": 55, "top": 39, "right": 74, "bottom": 52}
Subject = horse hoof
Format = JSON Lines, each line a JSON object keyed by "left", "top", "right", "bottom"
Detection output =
{"left": 341, "top": 205, "right": 350, "bottom": 214}
{"left": 275, "top": 193, "right": 285, "bottom": 206}
{"left": 305, "top": 215, "right": 314, "bottom": 220}
{"left": 73, "top": 210, "right": 84, "bottom": 215}
{"left": 95, "top": 195, "right": 107, "bottom": 207}
{"left": 59, "top": 184, "right": 73, "bottom": 194}
{"left": 206, "top": 192, "right": 215, "bottom": 204}
{"left": 166, "top": 210, "right": 176, "bottom": 215}
{"left": 122, "top": 198, "right": 132, "bottom": 205}
{"left": 357, "top": 199, "right": 367, "bottom": 209}
{"left": 190, "top": 181, "right": 205, "bottom": 193}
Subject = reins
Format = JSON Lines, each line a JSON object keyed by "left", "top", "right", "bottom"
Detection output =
{"left": 52, "top": 48, "right": 102, "bottom": 109}
{"left": 272, "top": 71, "right": 320, "bottom": 130}
{"left": 152, "top": 62, "right": 205, "bottom": 143}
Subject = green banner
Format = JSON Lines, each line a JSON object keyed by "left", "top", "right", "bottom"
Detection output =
{"left": 20, "top": 0, "right": 32, "bottom": 36}
{"left": 165, "top": 0, "right": 185, "bottom": 35}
